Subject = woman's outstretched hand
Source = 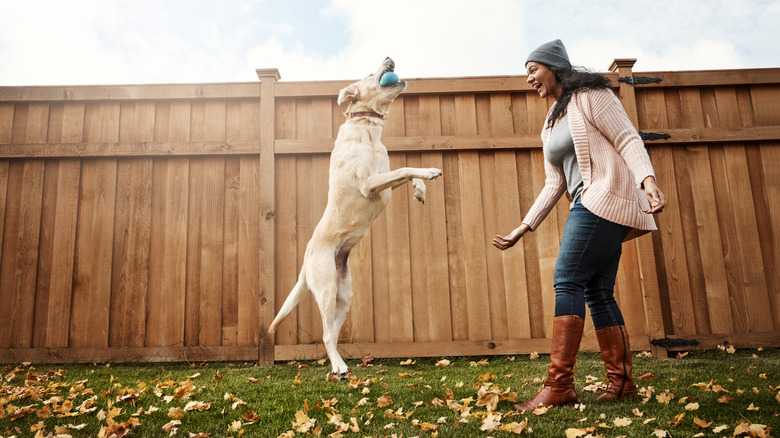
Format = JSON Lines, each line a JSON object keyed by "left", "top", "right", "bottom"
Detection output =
{"left": 493, "top": 224, "right": 531, "bottom": 250}
{"left": 642, "top": 176, "right": 666, "bottom": 214}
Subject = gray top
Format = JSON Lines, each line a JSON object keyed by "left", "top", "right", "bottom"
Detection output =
{"left": 544, "top": 114, "right": 584, "bottom": 204}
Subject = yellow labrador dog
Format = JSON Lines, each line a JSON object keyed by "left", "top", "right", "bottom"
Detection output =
{"left": 268, "top": 58, "right": 442, "bottom": 378}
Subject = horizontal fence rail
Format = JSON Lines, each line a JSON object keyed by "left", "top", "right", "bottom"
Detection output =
{"left": 0, "top": 61, "right": 778, "bottom": 364}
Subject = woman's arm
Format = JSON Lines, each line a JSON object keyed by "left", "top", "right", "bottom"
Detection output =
{"left": 585, "top": 88, "right": 656, "bottom": 188}
{"left": 493, "top": 223, "right": 531, "bottom": 250}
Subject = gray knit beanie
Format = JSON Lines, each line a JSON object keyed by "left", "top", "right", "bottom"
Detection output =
{"left": 525, "top": 39, "right": 571, "bottom": 70}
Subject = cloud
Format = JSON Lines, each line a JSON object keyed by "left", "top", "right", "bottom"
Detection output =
{"left": 570, "top": 38, "right": 744, "bottom": 72}
{"left": 0, "top": 0, "right": 777, "bottom": 86}
{"left": 245, "top": 0, "right": 528, "bottom": 81}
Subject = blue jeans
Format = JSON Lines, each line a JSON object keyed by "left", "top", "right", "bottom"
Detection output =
{"left": 553, "top": 200, "right": 631, "bottom": 330}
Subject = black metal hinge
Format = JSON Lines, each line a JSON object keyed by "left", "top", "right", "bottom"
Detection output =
{"left": 618, "top": 75, "right": 662, "bottom": 85}
{"left": 650, "top": 337, "right": 700, "bottom": 349}
{"left": 639, "top": 131, "right": 671, "bottom": 141}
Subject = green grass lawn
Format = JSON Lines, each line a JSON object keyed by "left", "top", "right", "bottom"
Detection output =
{"left": 1, "top": 348, "right": 777, "bottom": 437}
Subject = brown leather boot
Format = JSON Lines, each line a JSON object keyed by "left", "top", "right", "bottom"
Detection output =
{"left": 595, "top": 325, "right": 637, "bottom": 401}
{"left": 514, "top": 315, "right": 585, "bottom": 412}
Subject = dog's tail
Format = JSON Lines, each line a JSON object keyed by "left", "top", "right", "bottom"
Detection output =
{"left": 267, "top": 273, "right": 307, "bottom": 333}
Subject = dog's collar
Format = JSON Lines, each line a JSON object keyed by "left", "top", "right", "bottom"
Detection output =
{"left": 347, "top": 111, "right": 384, "bottom": 120}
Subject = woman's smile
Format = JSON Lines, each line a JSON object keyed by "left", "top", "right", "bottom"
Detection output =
{"left": 526, "top": 61, "right": 562, "bottom": 99}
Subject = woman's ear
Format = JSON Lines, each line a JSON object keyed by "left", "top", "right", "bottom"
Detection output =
{"left": 337, "top": 82, "right": 359, "bottom": 105}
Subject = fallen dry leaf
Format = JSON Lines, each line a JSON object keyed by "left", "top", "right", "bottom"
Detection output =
{"left": 243, "top": 410, "right": 260, "bottom": 423}
{"left": 565, "top": 428, "right": 587, "bottom": 437}
{"left": 479, "top": 412, "right": 502, "bottom": 431}
{"left": 162, "top": 420, "right": 181, "bottom": 433}
{"left": 656, "top": 390, "right": 675, "bottom": 404}
{"left": 614, "top": 417, "right": 632, "bottom": 427}
{"left": 501, "top": 418, "right": 530, "bottom": 434}
{"left": 411, "top": 419, "right": 439, "bottom": 431}
{"left": 292, "top": 410, "right": 316, "bottom": 433}
{"left": 184, "top": 401, "right": 212, "bottom": 412}
{"left": 435, "top": 359, "right": 451, "bottom": 367}
{"left": 693, "top": 416, "right": 712, "bottom": 428}
{"left": 669, "top": 412, "right": 685, "bottom": 427}
{"left": 377, "top": 393, "right": 393, "bottom": 408}
{"left": 733, "top": 422, "right": 770, "bottom": 437}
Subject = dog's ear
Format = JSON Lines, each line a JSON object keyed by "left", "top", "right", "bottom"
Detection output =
{"left": 337, "top": 82, "right": 359, "bottom": 105}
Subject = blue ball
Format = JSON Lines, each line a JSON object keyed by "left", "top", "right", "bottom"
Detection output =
{"left": 379, "top": 71, "right": 399, "bottom": 87}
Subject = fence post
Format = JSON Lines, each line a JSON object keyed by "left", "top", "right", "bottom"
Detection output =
{"left": 256, "top": 68, "right": 280, "bottom": 365}
{"left": 609, "top": 59, "right": 668, "bottom": 358}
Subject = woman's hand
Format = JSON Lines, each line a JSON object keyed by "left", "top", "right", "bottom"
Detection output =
{"left": 642, "top": 176, "right": 666, "bottom": 214}
{"left": 493, "top": 224, "right": 531, "bottom": 250}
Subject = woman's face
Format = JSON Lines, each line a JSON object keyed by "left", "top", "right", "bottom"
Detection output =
{"left": 526, "top": 62, "right": 562, "bottom": 99}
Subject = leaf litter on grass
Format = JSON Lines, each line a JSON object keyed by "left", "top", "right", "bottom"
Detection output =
{"left": 1, "top": 348, "right": 778, "bottom": 437}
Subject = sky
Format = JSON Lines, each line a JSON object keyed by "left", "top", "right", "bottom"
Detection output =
{"left": 1, "top": 0, "right": 779, "bottom": 86}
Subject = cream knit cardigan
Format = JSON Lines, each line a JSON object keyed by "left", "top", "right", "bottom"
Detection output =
{"left": 521, "top": 87, "right": 657, "bottom": 241}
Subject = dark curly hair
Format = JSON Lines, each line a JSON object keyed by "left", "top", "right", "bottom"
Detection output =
{"left": 545, "top": 65, "right": 611, "bottom": 129}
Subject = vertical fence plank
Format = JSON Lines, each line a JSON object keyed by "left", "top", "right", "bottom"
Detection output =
{"left": 34, "top": 160, "right": 80, "bottom": 348}
{"left": 146, "top": 158, "right": 189, "bottom": 348}
{"left": 110, "top": 158, "right": 152, "bottom": 347}
{"left": 458, "top": 151, "right": 492, "bottom": 340}
{"left": 421, "top": 151, "right": 451, "bottom": 342}
{"left": 758, "top": 142, "right": 780, "bottom": 330}
{"left": 185, "top": 158, "right": 204, "bottom": 346}
{"left": 722, "top": 144, "right": 773, "bottom": 332}
{"left": 222, "top": 157, "right": 241, "bottom": 346}
{"left": 387, "top": 153, "right": 415, "bottom": 342}
{"left": 493, "top": 150, "right": 532, "bottom": 340}
{"left": 295, "top": 156, "right": 317, "bottom": 344}
{"left": 479, "top": 151, "right": 508, "bottom": 340}
{"left": 70, "top": 159, "right": 117, "bottom": 348}
{"left": 442, "top": 152, "right": 468, "bottom": 341}
{"left": 406, "top": 151, "right": 430, "bottom": 342}
{"left": 514, "top": 151, "right": 546, "bottom": 339}
{"left": 274, "top": 156, "right": 299, "bottom": 346}
{"left": 370, "top": 208, "right": 391, "bottom": 343}
{"left": 199, "top": 158, "right": 226, "bottom": 346}
{"left": 0, "top": 161, "right": 44, "bottom": 348}
{"left": 238, "top": 157, "right": 261, "bottom": 345}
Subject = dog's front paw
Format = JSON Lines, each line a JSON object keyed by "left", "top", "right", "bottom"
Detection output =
{"left": 422, "top": 168, "right": 442, "bottom": 180}
{"left": 413, "top": 179, "right": 426, "bottom": 204}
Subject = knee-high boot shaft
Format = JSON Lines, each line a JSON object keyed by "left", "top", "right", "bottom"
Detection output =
{"left": 595, "top": 325, "right": 637, "bottom": 401}
{"left": 514, "top": 315, "right": 585, "bottom": 411}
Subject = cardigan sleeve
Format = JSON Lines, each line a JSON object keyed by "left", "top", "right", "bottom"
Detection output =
{"left": 586, "top": 89, "right": 656, "bottom": 188}
{"left": 521, "top": 158, "right": 567, "bottom": 231}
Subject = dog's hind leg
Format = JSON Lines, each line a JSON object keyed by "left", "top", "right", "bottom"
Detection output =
{"left": 308, "top": 250, "right": 351, "bottom": 378}
{"left": 329, "top": 249, "right": 354, "bottom": 377}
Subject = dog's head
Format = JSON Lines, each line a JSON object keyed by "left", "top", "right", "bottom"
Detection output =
{"left": 337, "top": 57, "right": 407, "bottom": 116}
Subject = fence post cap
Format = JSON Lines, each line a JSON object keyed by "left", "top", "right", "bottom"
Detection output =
{"left": 609, "top": 58, "right": 637, "bottom": 72}
{"left": 256, "top": 68, "right": 281, "bottom": 81}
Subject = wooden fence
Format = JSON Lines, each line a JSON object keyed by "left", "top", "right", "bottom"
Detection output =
{"left": 0, "top": 59, "right": 778, "bottom": 365}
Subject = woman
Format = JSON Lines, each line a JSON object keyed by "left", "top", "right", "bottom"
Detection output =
{"left": 493, "top": 39, "right": 666, "bottom": 411}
